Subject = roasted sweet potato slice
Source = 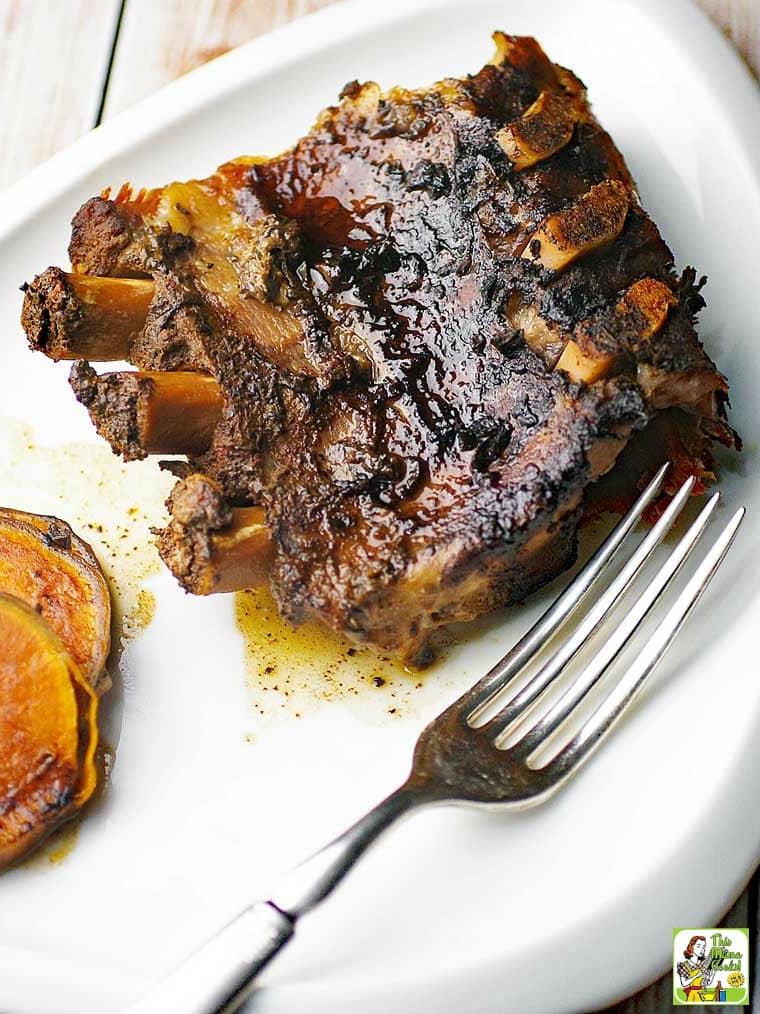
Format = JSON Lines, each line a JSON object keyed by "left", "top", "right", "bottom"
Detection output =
{"left": 0, "top": 593, "right": 98, "bottom": 867}
{"left": 0, "top": 508, "right": 111, "bottom": 694}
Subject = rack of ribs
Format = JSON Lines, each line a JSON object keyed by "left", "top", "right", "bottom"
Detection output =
{"left": 20, "top": 33, "right": 736, "bottom": 665}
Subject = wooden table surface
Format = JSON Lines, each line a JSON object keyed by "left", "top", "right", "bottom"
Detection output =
{"left": 1, "top": 1, "right": 757, "bottom": 1010}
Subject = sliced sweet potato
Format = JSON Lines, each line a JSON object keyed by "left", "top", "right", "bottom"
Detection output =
{"left": 0, "top": 593, "right": 98, "bottom": 867}
{"left": 0, "top": 508, "right": 111, "bottom": 694}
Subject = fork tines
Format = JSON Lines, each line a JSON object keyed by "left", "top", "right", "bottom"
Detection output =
{"left": 461, "top": 464, "right": 744, "bottom": 787}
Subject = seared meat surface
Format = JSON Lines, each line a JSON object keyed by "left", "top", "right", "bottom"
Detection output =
{"left": 21, "top": 34, "right": 735, "bottom": 664}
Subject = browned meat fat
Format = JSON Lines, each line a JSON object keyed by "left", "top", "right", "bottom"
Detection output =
{"left": 21, "top": 33, "right": 736, "bottom": 664}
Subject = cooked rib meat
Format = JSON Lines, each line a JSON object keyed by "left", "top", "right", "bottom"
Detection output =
{"left": 20, "top": 33, "right": 736, "bottom": 665}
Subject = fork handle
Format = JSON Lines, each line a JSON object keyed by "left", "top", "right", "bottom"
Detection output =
{"left": 126, "top": 901, "right": 294, "bottom": 1014}
{"left": 127, "top": 784, "right": 419, "bottom": 1014}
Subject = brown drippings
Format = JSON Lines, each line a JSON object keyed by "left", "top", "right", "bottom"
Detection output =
{"left": 235, "top": 585, "right": 448, "bottom": 723}
{"left": 45, "top": 821, "right": 80, "bottom": 865}
{"left": 122, "top": 588, "right": 157, "bottom": 642}
{"left": 0, "top": 418, "right": 171, "bottom": 650}
{"left": 19, "top": 738, "right": 114, "bottom": 871}
{"left": 0, "top": 419, "right": 167, "bottom": 866}
{"left": 20, "top": 817, "right": 81, "bottom": 870}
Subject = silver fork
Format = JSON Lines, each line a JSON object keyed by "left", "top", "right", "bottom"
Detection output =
{"left": 128, "top": 464, "right": 745, "bottom": 1014}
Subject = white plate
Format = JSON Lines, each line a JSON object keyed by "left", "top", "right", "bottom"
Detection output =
{"left": 0, "top": 1, "right": 758, "bottom": 1011}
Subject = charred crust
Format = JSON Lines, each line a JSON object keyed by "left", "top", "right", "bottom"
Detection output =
{"left": 153, "top": 227, "right": 195, "bottom": 265}
{"left": 339, "top": 79, "right": 363, "bottom": 101}
{"left": 43, "top": 518, "right": 74, "bottom": 551}
{"left": 234, "top": 213, "right": 307, "bottom": 305}
{"left": 68, "top": 195, "right": 196, "bottom": 278}
{"left": 20, "top": 267, "right": 81, "bottom": 359}
{"left": 677, "top": 266, "right": 707, "bottom": 322}
{"left": 158, "top": 459, "right": 194, "bottom": 479}
{"left": 69, "top": 360, "right": 149, "bottom": 461}
{"left": 69, "top": 197, "right": 136, "bottom": 276}
{"left": 130, "top": 274, "right": 213, "bottom": 371}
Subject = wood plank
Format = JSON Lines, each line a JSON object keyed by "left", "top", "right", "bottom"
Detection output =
{"left": 0, "top": 0, "right": 122, "bottom": 189}
{"left": 102, "top": 0, "right": 760, "bottom": 122}
{"left": 696, "top": 0, "right": 760, "bottom": 76}
{"left": 102, "top": 0, "right": 337, "bottom": 120}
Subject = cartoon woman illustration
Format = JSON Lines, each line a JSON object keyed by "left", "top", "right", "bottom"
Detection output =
{"left": 677, "top": 935, "right": 715, "bottom": 1001}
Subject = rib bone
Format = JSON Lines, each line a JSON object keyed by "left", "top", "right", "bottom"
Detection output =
{"left": 15, "top": 33, "right": 737, "bottom": 664}
{"left": 496, "top": 90, "right": 576, "bottom": 170}
{"left": 556, "top": 277, "right": 677, "bottom": 384}
{"left": 21, "top": 268, "right": 154, "bottom": 361}
{"left": 155, "top": 474, "right": 272, "bottom": 593}
{"left": 555, "top": 337, "right": 625, "bottom": 385}
{"left": 69, "top": 363, "right": 222, "bottom": 460}
{"left": 522, "top": 180, "right": 629, "bottom": 271}
{"left": 617, "top": 278, "right": 676, "bottom": 338}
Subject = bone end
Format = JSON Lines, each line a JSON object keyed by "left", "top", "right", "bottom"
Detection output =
{"left": 522, "top": 179, "right": 630, "bottom": 272}
{"left": 69, "top": 363, "right": 222, "bottom": 461}
{"left": 21, "top": 267, "right": 154, "bottom": 361}
{"left": 156, "top": 474, "right": 273, "bottom": 595}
